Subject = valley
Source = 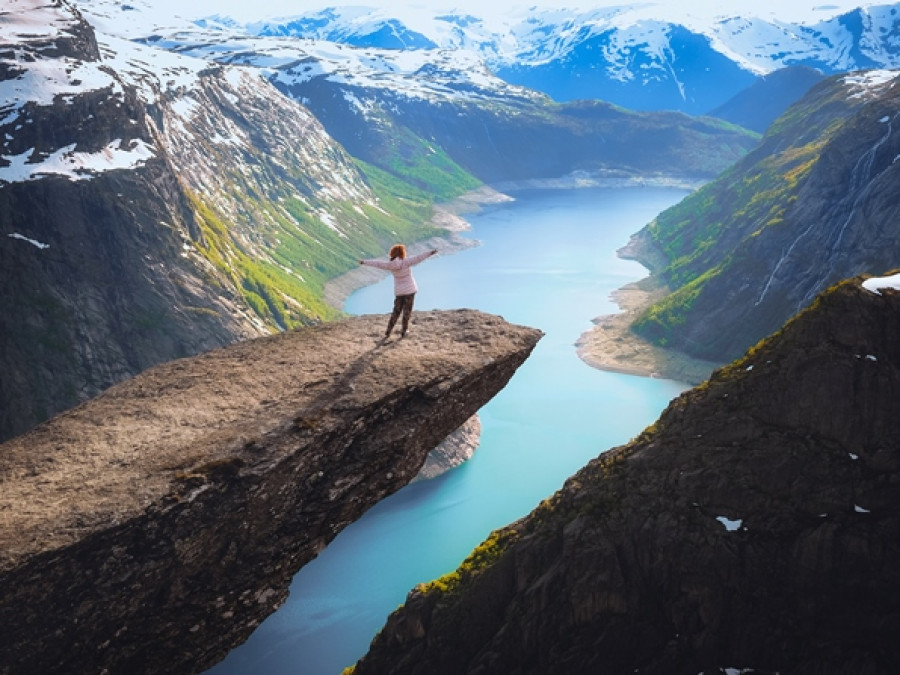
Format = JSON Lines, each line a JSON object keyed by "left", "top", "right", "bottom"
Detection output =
{"left": 2, "top": 1, "right": 899, "bottom": 673}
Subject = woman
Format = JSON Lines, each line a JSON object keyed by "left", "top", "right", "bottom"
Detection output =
{"left": 359, "top": 244, "right": 438, "bottom": 338}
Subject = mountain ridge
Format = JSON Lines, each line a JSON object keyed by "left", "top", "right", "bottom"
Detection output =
{"left": 149, "top": 1, "right": 900, "bottom": 115}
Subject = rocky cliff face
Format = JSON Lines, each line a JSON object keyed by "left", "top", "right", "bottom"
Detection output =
{"left": 350, "top": 280, "right": 900, "bottom": 675}
{"left": 0, "top": 309, "right": 541, "bottom": 675}
{"left": 0, "top": 1, "right": 441, "bottom": 442}
{"left": 631, "top": 69, "right": 900, "bottom": 365}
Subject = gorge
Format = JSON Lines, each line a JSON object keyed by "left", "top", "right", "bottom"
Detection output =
{"left": 3, "top": 1, "right": 900, "bottom": 673}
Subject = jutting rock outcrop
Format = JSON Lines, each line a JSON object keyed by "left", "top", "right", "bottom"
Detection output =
{"left": 350, "top": 279, "right": 900, "bottom": 675}
{"left": 0, "top": 310, "right": 542, "bottom": 675}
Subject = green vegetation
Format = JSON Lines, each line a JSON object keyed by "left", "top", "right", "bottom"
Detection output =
{"left": 377, "top": 126, "right": 482, "bottom": 201}
{"left": 632, "top": 83, "right": 857, "bottom": 349}
{"left": 189, "top": 194, "right": 339, "bottom": 328}
{"left": 632, "top": 265, "right": 722, "bottom": 345}
{"left": 416, "top": 527, "right": 519, "bottom": 597}
{"left": 186, "top": 154, "right": 478, "bottom": 331}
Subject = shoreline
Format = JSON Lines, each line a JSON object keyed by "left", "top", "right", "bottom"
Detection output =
{"left": 326, "top": 177, "right": 720, "bottom": 387}
{"left": 324, "top": 173, "right": 706, "bottom": 312}
{"left": 575, "top": 276, "right": 720, "bottom": 386}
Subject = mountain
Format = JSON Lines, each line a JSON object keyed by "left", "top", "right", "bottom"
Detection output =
{"left": 1, "top": 1, "right": 763, "bottom": 444}
{"left": 190, "top": 2, "right": 900, "bottom": 115}
{"left": 494, "top": 22, "right": 761, "bottom": 115}
{"left": 348, "top": 277, "right": 900, "bottom": 675}
{"left": 0, "top": 0, "right": 451, "bottom": 442}
{"left": 0, "top": 310, "right": 542, "bottom": 675}
{"left": 707, "top": 65, "right": 827, "bottom": 133}
{"left": 627, "top": 68, "right": 900, "bottom": 364}
{"left": 107, "top": 26, "right": 759, "bottom": 187}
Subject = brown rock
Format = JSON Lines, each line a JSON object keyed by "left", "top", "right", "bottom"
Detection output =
{"left": 0, "top": 309, "right": 542, "bottom": 675}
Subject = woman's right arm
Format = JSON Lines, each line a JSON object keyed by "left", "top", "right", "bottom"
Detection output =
{"left": 360, "top": 258, "right": 394, "bottom": 271}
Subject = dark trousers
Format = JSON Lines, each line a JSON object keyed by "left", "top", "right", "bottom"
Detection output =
{"left": 387, "top": 293, "right": 415, "bottom": 336}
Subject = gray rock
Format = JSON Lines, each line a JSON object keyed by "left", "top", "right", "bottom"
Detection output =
{"left": 413, "top": 415, "right": 482, "bottom": 482}
{"left": 351, "top": 280, "right": 900, "bottom": 675}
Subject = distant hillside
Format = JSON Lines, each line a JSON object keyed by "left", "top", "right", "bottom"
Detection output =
{"left": 209, "top": 3, "right": 900, "bottom": 115}
{"left": 708, "top": 65, "right": 826, "bottom": 133}
{"left": 628, "top": 69, "right": 900, "bottom": 364}
{"left": 495, "top": 23, "right": 760, "bottom": 115}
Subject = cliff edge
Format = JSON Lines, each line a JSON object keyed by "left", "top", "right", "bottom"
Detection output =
{"left": 0, "top": 309, "right": 542, "bottom": 675}
{"left": 351, "top": 279, "right": 900, "bottom": 675}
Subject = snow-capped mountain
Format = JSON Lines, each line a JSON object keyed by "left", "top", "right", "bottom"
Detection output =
{"left": 68, "top": 1, "right": 762, "bottom": 187}
{"left": 80, "top": 1, "right": 900, "bottom": 115}
{"left": 0, "top": 0, "right": 757, "bottom": 445}
{"left": 0, "top": 0, "right": 443, "bottom": 442}
{"left": 71, "top": 1, "right": 900, "bottom": 115}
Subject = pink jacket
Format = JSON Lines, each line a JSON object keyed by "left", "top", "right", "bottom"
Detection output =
{"left": 360, "top": 249, "right": 435, "bottom": 296}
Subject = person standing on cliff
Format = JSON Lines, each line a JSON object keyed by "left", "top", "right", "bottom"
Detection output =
{"left": 359, "top": 244, "right": 438, "bottom": 339}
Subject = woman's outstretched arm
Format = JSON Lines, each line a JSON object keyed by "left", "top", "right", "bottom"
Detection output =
{"left": 401, "top": 249, "right": 438, "bottom": 267}
{"left": 359, "top": 258, "right": 394, "bottom": 270}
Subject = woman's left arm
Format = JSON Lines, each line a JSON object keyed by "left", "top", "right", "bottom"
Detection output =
{"left": 405, "top": 249, "right": 438, "bottom": 267}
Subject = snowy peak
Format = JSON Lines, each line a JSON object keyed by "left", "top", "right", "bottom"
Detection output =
{"left": 0, "top": 1, "right": 158, "bottom": 183}
{"left": 172, "top": 2, "right": 900, "bottom": 114}
{"left": 2, "top": 0, "right": 100, "bottom": 61}
{"left": 255, "top": 9, "right": 439, "bottom": 50}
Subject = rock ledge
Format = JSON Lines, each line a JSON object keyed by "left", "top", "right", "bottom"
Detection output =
{"left": 0, "top": 309, "right": 541, "bottom": 675}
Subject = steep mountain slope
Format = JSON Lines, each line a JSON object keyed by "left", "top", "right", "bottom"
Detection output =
{"left": 350, "top": 277, "right": 900, "bottom": 675}
{"left": 0, "top": 1, "right": 446, "bottom": 442}
{"left": 629, "top": 69, "right": 900, "bottom": 364}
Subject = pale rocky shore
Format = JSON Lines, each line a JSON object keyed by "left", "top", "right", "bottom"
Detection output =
{"left": 575, "top": 213, "right": 721, "bottom": 386}
{"left": 575, "top": 276, "right": 721, "bottom": 386}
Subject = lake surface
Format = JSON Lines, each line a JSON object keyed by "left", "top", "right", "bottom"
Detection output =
{"left": 208, "top": 185, "right": 690, "bottom": 675}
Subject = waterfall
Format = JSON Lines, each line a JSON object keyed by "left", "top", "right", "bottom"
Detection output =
{"left": 796, "top": 112, "right": 898, "bottom": 309}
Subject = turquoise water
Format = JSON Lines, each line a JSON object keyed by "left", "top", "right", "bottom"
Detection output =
{"left": 208, "top": 186, "right": 690, "bottom": 675}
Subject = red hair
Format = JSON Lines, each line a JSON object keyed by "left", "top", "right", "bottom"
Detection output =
{"left": 389, "top": 244, "right": 407, "bottom": 260}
